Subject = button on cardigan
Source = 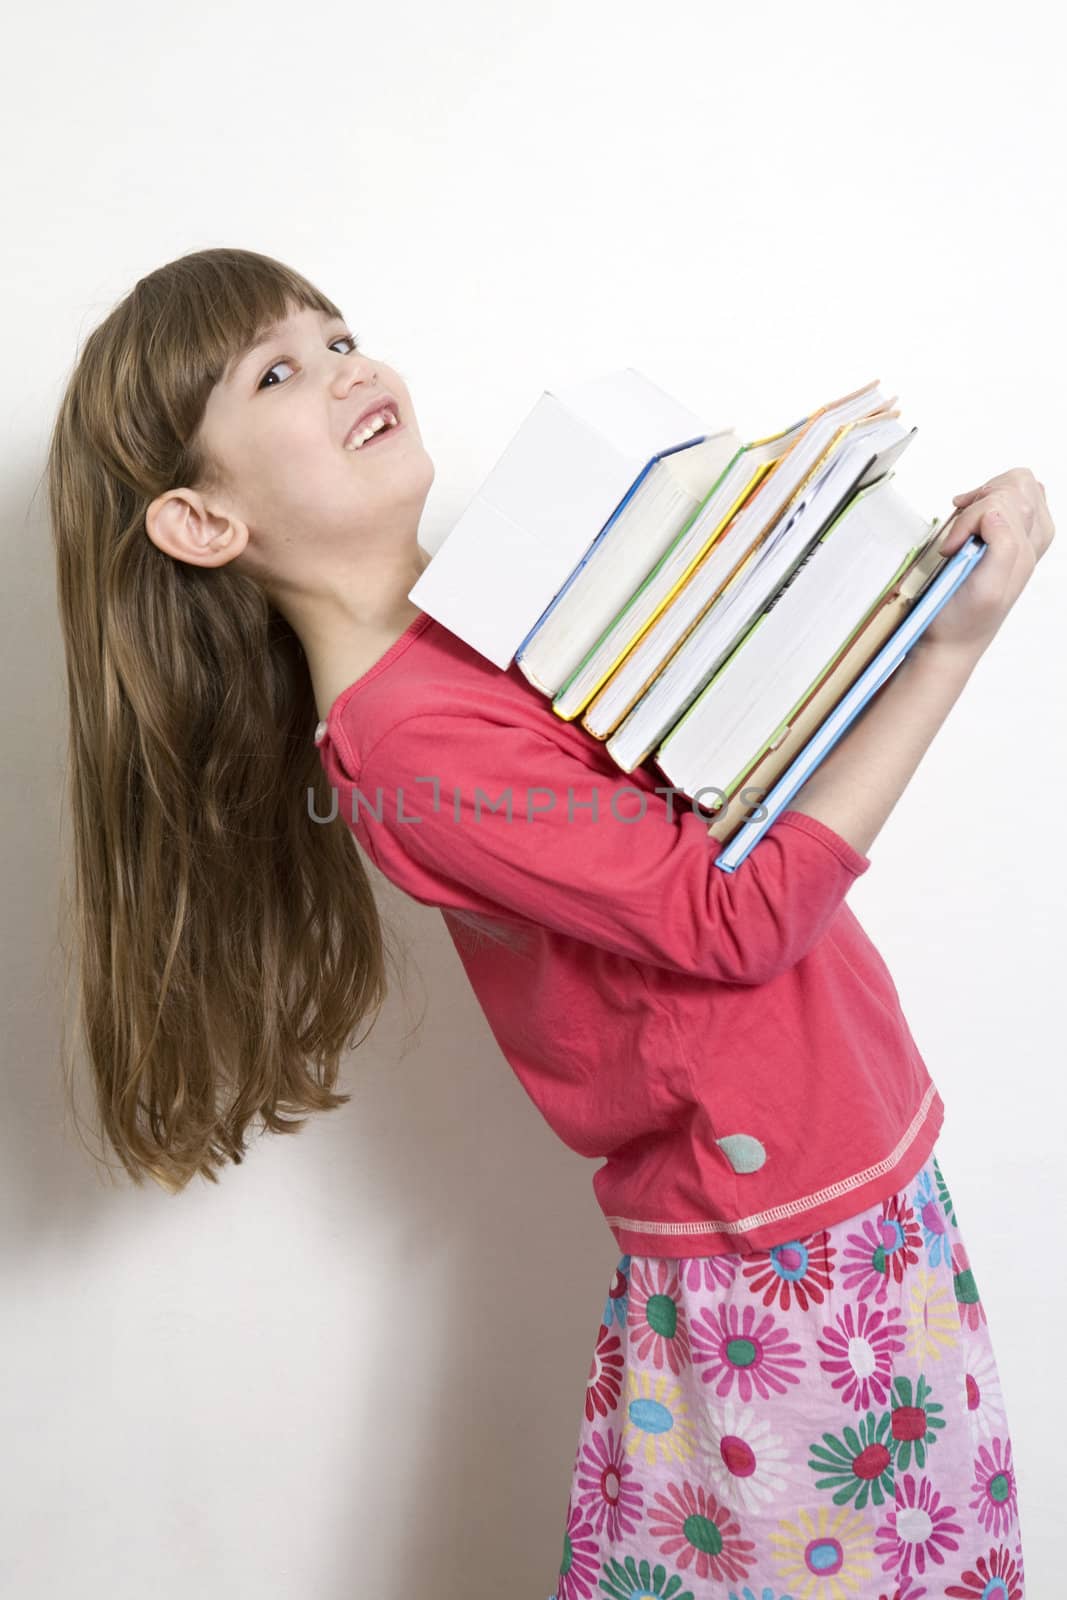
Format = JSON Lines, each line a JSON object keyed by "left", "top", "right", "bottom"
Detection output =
{"left": 315, "top": 611, "right": 945, "bottom": 1257}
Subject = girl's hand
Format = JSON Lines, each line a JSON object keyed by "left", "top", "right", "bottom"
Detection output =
{"left": 922, "top": 466, "right": 1055, "bottom": 656}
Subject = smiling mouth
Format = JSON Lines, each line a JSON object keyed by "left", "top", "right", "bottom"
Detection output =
{"left": 348, "top": 419, "right": 404, "bottom": 451}
{"left": 344, "top": 406, "right": 404, "bottom": 451}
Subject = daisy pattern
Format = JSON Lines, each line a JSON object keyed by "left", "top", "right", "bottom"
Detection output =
{"left": 969, "top": 1436, "right": 1018, "bottom": 1538}
{"left": 840, "top": 1191, "right": 923, "bottom": 1304}
{"left": 770, "top": 1501, "right": 876, "bottom": 1595}
{"left": 598, "top": 1554, "right": 698, "bottom": 1600}
{"left": 622, "top": 1364, "right": 700, "bottom": 1474}
{"left": 808, "top": 1408, "right": 897, "bottom": 1510}
{"left": 901, "top": 1264, "right": 959, "bottom": 1367}
{"left": 960, "top": 1338, "right": 1008, "bottom": 1448}
{"left": 584, "top": 1322, "right": 625, "bottom": 1424}
{"left": 951, "top": 1241, "right": 987, "bottom": 1332}
{"left": 910, "top": 1165, "right": 951, "bottom": 1268}
{"left": 627, "top": 1258, "right": 693, "bottom": 1375}
{"left": 552, "top": 1497, "right": 600, "bottom": 1600}
{"left": 572, "top": 1424, "right": 644, "bottom": 1541}
{"left": 603, "top": 1256, "right": 631, "bottom": 1330}
{"left": 742, "top": 1229, "right": 836, "bottom": 1314}
{"left": 693, "top": 1394, "right": 796, "bottom": 1514}
{"left": 887, "top": 1373, "right": 946, "bottom": 1472}
{"left": 690, "top": 1300, "right": 806, "bottom": 1401}
{"left": 551, "top": 1156, "right": 1024, "bottom": 1600}
{"left": 816, "top": 1298, "right": 907, "bottom": 1411}
{"left": 678, "top": 1251, "right": 741, "bottom": 1296}
{"left": 944, "top": 1540, "right": 1024, "bottom": 1598}
{"left": 647, "top": 1479, "right": 757, "bottom": 1585}
{"left": 874, "top": 1470, "right": 963, "bottom": 1581}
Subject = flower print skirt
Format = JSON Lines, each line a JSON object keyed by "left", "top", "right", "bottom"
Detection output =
{"left": 547, "top": 1148, "right": 1025, "bottom": 1600}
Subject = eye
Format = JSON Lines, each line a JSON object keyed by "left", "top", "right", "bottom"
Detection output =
{"left": 257, "top": 332, "right": 362, "bottom": 390}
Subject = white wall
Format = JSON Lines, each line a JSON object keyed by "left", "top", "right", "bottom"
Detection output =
{"left": 2, "top": 0, "right": 1063, "bottom": 1594}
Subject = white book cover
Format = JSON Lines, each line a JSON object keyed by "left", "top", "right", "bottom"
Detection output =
{"left": 408, "top": 368, "right": 710, "bottom": 668}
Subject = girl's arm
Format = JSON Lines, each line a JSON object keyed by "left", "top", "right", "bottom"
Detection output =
{"left": 334, "top": 708, "right": 872, "bottom": 988}
{"left": 788, "top": 467, "right": 1054, "bottom": 859}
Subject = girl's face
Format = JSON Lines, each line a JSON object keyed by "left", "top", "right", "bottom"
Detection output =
{"left": 191, "top": 301, "right": 434, "bottom": 589}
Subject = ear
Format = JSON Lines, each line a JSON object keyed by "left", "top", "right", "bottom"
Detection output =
{"left": 144, "top": 488, "right": 249, "bottom": 568}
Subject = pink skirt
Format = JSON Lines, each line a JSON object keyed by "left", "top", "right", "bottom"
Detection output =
{"left": 547, "top": 1146, "right": 1025, "bottom": 1600}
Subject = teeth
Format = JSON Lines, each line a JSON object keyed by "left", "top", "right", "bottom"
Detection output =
{"left": 345, "top": 407, "right": 398, "bottom": 449}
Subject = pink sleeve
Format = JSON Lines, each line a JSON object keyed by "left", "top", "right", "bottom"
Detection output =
{"left": 338, "top": 710, "right": 871, "bottom": 986}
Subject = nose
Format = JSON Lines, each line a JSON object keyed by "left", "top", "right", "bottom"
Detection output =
{"left": 332, "top": 354, "right": 375, "bottom": 399}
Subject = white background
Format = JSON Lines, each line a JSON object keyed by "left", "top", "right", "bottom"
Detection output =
{"left": 2, "top": 1, "right": 1063, "bottom": 1594}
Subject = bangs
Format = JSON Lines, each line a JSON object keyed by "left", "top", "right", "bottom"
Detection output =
{"left": 128, "top": 247, "right": 346, "bottom": 398}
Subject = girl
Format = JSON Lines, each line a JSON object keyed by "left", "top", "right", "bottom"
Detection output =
{"left": 47, "top": 247, "right": 1052, "bottom": 1599}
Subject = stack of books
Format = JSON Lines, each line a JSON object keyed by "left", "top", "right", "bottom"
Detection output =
{"left": 409, "top": 372, "right": 986, "bottom": 872}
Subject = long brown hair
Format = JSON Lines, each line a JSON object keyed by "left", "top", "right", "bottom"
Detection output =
{"left": 46, "top": 247, "right": 408, "bottom": 1195}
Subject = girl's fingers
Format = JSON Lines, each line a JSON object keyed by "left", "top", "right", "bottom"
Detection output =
{"left": 973, "top": 501, "right": 1028, "bottom": 594}
{"left": 943, "top": 469, "right": 1053, "bottom": 567}
{"left": 938, "top": 493, "right": 1009, "bottom": 557}
{"left": 950, "top": 503, "right": 1025, "bottom": 622}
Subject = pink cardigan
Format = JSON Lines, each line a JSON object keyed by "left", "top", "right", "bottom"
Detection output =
{"left": 315, "top": 611, "right": 944, "bottom": 1258}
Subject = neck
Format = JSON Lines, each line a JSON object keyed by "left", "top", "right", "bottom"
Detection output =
{"left": 295, "top": 544, "right": 432, "bottom": 722}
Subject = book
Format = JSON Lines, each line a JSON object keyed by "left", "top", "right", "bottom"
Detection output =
{"left": 704, "top": 511, "right": 955, "bottom": 844}
{"left": 408, "top": 369, "right": 980, "bottom": 870}
{"left": 712, "top": 530, "right": 988, "bottom": 871}
{"left": 528, "top": 412, "right": 808, "bottom": 712}
{"left": 407, "top": 368, "right": 716, "bottom": 670}
{"left": 514, "top": 425, "right": 743, "bottom": 696}
{"left": 586, "top": 410, "right": 914, "bottom": 761}
{"left": 649, "top": 478, "right": 939, "bottom": 801}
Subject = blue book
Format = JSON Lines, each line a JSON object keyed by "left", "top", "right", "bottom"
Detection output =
{"left": 712, "top": 534, "right": 989, "bottom": 873}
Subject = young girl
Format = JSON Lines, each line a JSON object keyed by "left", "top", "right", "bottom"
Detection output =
{"left": 47, "top": 247, "right": 1051, "bottom": 1600}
